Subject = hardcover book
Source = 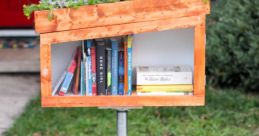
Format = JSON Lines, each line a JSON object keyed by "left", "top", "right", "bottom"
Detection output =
{"left": 111, "top": 38, "right": 119, "bottom": 95}
{"left": 118, "top": 51, "right": 124, "bottom": 95}
{"left": 123, "top": 36, "right": 128, "bottom": 95}
{"left": 58, "top": 49, "right": 78, "bottom": 96}
{"left": 106, "top": 41, "right": 112, "bottom": 95}
{"left": 95, "top": 39, "right": 106, "bottom": 95}
{"left": 73, "top": 47, "right": 82, "bottom": 95}
{"left": 127, "top": 35, "right": 133, "bottom": 95}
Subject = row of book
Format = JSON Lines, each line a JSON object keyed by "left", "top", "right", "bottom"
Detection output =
{"left": 136, "top": 66, "right": 193, "bottom": 96}
{"left": 52, "top": 36, "right": 133, "bottom": 96}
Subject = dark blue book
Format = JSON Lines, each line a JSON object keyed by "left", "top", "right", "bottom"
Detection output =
{"left": 118, "top": 51, "right": 124, "bottom": 95}
{"left": 111, "top": 38, "right": 119, "bottom": 95}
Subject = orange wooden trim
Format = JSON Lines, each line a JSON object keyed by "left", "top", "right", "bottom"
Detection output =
{"left": 194, "top": 16, "right": 206, "bottom": 96}
{"left": 40, "top": 41, "right": 52, "bottom": 97}
{"left": 34, "top": 0, "right": 210, "bottom": 33}
{"left": 40, "top": 15, "right": 203, "bottom": 45}
{"left": 42, "top": 96, "right": 205, "bottom": 107}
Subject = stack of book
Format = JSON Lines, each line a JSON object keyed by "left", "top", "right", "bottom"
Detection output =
{"left": 136, "top": 66, "right": 193, "bottom": 96}
{"left": 52, "top": 35, "right": 133, "bottom": 96}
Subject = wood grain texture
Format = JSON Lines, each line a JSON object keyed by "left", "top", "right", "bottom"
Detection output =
{"left": 40, "top": 41, "right": 52, "bottom": 97}
{"left": 194, "top": 16, "right": 206, "bottom": 96}
{"left": 41, "top": 15, "right": 202, "bottom": 45}
{"left": 42, "top": 96, "right": 205, "bottom": 107}
{"left": 34, "top": 0, "right": 210, "bottom": 33}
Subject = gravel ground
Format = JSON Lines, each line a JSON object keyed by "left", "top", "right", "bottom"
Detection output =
{"left": 0, "top": 74, "right": 39, "bottom": 135}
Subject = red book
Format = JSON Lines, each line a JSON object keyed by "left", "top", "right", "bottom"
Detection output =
{"left": 91, "top": 47, "right": 97, "bottom": 96}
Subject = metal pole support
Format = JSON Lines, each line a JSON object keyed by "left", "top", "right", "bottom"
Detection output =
{"left": 117, "top": 109, "right": 128, "bottom": 136}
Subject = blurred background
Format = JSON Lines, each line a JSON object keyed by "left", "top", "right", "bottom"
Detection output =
{"left": 0, "top": 0, "right": 259, "bottom": 135}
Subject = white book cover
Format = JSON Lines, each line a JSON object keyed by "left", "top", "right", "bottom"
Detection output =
{"left": 137, "top": 66, "right": 193, "bottom": 85}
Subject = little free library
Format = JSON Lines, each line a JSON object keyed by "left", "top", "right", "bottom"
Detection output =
{"left": 35, "top": 0, "right": 210, "bottom": 107}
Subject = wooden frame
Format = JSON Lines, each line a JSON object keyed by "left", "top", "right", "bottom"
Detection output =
{"left": 37, "top": 0, "right": 210, "bottom": 107}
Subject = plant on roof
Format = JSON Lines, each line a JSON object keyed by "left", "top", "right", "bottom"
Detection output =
{"left": 23, "top": 0, "right": 120, "bottom": 19}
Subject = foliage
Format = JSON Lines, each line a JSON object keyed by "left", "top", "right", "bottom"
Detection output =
{"left": 5, "top": 89, "right": 259, "bottom": 136}
{"left": 23, "top": 0, "right": 120, "bottom": 19}
{"left": 206, "top": 0, "right": 259, "bottom": 91}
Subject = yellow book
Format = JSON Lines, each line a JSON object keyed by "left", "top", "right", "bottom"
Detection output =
{"left": 137, "top": 84, "right": 193, "bottom": 93}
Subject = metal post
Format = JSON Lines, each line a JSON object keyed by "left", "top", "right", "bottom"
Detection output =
{"left": 117, "top": 109, "right": 128, "bottom": 136}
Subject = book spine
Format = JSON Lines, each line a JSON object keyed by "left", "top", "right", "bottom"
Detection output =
{"left": 91, "top": 46, "right": 97, "bottom": 96}
{"left": 111, "top": 39, "right": 119, "bottom": 95}
{"left": 73, "top": 47, "right": 82, "bottom": 95}
{"left": 80, "top": 61, "right": 86, "bottom": 96}
{"left": 124, "top": 37, "right": 128, "bottom": 95}
{"left": 96, "top": 39, "right": 106, "bottom": 95}
{"left": 118, "top": 51, "right": 124, "bottom": 95}
{"left": 86, "top": 40, "right": 92, "bottom": 96}
{"left": 137, "top": 72, "right": 193, "bottom": 85}
{"left": 137, "top": 92, "right": 193, "bottom": 96}
{"left": 106, "top": 47, "right": 112, "bottom": 95}
{"left": 127, "top": 35, "right": 133, "bottom": 95}
{"left": 136, "top": 85, "right": 193, "bottom": 93}
{"left": 58, "top": 52, "right": 77, "bottom": 96}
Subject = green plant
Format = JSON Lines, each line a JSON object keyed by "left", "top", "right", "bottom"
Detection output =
{"left": 23, "top": 0, "right": 120, "bottom": 19}
{"left": 206, "top": 0, "right": 259, "bottom": 91}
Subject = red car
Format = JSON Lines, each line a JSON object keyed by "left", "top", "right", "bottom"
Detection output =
{"left": 0, "top": 0, "right": 38, "bottom": 28}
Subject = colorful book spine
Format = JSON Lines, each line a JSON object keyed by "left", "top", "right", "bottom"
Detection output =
{"left": 106, "top": 46, "right": 112, "bottom": 95}
{"left": 118, "top": 51, "right": 124, "bottom": 95}
{"left": 86, "top": 40, "right": 92, "bottom": 96}
{"left": 124, "top": 37, "right": 128, "bottom": 95}
{"left": 90, "top": 45, "right": 97, "bottom": 96}
{"left": 58, "top": 51, "right": 78, "bottom": 96}
{"left": 127, "top": 35, "right": 133, "bottom": 95}
{"left": 96, "top": 39, "right": 106, "bottom": 95}
{"left": 111, "top": 38, "right": 119, "bottom": 95}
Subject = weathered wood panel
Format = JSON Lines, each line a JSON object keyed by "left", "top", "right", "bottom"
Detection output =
{"left": 194, "top": 16, "right": 206, "bottom": 96}
{"left": 40, "top": 15, "right": 203, "bottom": 44}
{"left": 42, "top": 96, "right": 205, "bottom": 107}
{"left": 34, "top": 0, "right": 210, "bottom": 33}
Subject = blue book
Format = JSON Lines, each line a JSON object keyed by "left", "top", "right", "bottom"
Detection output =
{"left": 118, "top": 51, "right": 124, "bottom": 95}
{"left": 127, "top": 35, "right": 133, "bottom": 95}
{"left": 111, "top": 38, "right": 119, "bottom": 95}
{"left": 86, "top": 40, "right": 93, "bottom": 96}
{"left": 80, "top": 61, "right": 86, "bottom": 96}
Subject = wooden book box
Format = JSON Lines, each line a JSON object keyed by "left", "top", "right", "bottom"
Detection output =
{"left": 35, "top": 0, "right": 210, "bottom": 107}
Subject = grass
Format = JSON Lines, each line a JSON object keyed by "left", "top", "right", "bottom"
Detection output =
{"left": 5, "top": 88, "right": 259, "bottom": 136}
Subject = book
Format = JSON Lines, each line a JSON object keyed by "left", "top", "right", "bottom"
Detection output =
{"left": 89, "top": 41, "right": 97, "bottom": 96}
{"left": 106, "top": 41, "right": 112, "bottom": 95}
{"left": 80, "top": 60, "right": 86, "bottom": 96}
{"left": 58, "top": 49, "right": 78, "bottom": 96}
{"left": 137, "top": 66, "right": 193, "bottom": 85}
{"left": 111, "top": 38, "right": 119, "bottom": 95}
{"left": 95, "top": 39, "right": 106, "bottom": 95}
{"left": 118, "top": 51, "right": 124, "bottom": 95}
{"left": 85, "top": 40, "right": 92, "bottom": 96}
{"left": 137, "top": 92, "right": 193, "bottom": 96}
{"left": 127, "top": 35, "right": 133, "bottom": 95}
{"left": 123, "top": 37, "right": 128, "bottom": 95}
{"left": 73, "top": 47, "right": 82, "bottom": 95}
{"left": 136, "top": 84, "right": 193, "bottom": 93}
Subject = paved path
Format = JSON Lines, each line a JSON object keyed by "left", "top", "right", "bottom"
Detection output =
{"left": 0, "top": 75, "right": 39, "bottom": 135}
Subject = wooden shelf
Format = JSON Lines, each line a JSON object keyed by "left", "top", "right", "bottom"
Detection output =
{"left": 36, "top": 0, "right": 210, "bottom": 107}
